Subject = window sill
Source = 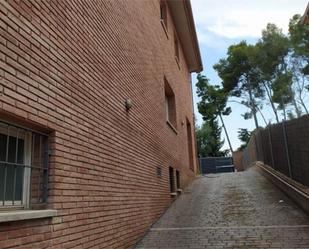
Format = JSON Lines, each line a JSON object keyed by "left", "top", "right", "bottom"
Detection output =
{"left": 0, "top": 209, "right": 57, "bottom": 223}
{"left": 166, "top": 120, "right": 178, "bottom": 134}
{"left": 160, "top": 19, "right": 169, "bottom": 38}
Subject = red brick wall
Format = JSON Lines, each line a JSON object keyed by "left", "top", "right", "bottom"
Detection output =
{"left": 0, "top": 0, "right": 197, "bottom": 248}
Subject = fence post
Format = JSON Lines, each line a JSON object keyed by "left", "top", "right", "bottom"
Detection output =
{"left": 256, "top": 130, "right": 262, "bottom": 161}
{"left": 267, "top": 124, "right": 275, "bottom": 169}
{"left": 282, "top": 120, "right": 292, "bottom": 178}
{"left": 260, "top": 129, "right": 265, "bottom": 163}
{"left": 254, "top": 132, "right": 259, "bottom": 161}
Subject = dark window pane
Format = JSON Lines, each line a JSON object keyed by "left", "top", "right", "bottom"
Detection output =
{"left": 0, "top": 121, "right": 49, "bottom": 206}
{"left": 8, "top": 136, "right": 17, "bottom": 163}
{"left": 0, "top": 134, "right": 24, "bottom": 204}
{"left": 17, "top": 139, "right": 24, "bottom": 164}
{"left": 0, "top": 163, "right": 5, "bottom": 201}
{"left": 187, "top": 120, "right": 194, "bottom": 171}
{"left": 15, "top": 166, "right": 24, "bottom": 201}
{"left": 32, "top": 134, "right": 42, "bottom": 167}
{"left": 5, "top": 165, "right": 14, "bottom": 201}
{"left": 0, "top": 134, "right": 7, "bottom": 161}
{"left": 169, "top": 167, "right": 175, "bottom": 192}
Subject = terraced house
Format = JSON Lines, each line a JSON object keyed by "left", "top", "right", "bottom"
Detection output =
{"left": 0, "top": 0, "right": 202, "bottom": 248}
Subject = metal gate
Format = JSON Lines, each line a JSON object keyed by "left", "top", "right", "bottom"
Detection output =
{"left": 199, "top": 157, "right": 234, "bottom": 174}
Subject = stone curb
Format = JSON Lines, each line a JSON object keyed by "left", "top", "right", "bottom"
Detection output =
{"left": 256, "top": 162, "right": 309, "bottom": 215}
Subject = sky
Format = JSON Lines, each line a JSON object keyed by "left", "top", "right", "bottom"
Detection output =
{"left": 190, "top": 0, "right": 308, "bottom": 151}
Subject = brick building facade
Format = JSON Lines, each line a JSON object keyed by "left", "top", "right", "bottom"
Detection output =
{"left": 0, "top": 0, "right": 202, "bottom": 248}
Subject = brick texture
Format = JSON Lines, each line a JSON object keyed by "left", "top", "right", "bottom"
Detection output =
{"left": 0, "top": 0, "right": 198, "bottom": 248}
{"left": 135, "top": 170, "right": 309, "bottom": 249}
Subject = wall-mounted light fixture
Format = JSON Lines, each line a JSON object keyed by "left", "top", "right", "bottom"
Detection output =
{"left": 125, "top": 98, "right": 133, "bottom": 111}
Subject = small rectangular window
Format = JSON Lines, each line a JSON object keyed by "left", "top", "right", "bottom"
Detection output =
{"left": 0, "top": 121, "right": 49, "bottom": 209}
{"left": 164, "top": 79, "right": 177, "bottom": 130}
{"left": 176, "top": 170, "right": 180, "bottom": 189}
{"left": 174, "top": 31, "right": 180, "bottom": 63}
{"left": 186, "top": 118, "right": 194, "bottom": 171}
{"left": 169, "top": 166, "right": 175, "bottom": 193}
{"left": 160, "top": 1, "right": 168, "bottom": 30}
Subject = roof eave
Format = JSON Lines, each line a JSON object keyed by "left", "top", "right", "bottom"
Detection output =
{"left": 167, "top": 0, "right": 203, "bottom": 73}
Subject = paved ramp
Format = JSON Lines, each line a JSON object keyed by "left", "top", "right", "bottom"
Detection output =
{"left": 135, "top": 167, "right": 309, "bottom": 249}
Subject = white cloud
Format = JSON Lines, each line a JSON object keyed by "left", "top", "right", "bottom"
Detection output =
{"left": 191, "top": 0, "right": 308, "bottom": 40}
{"left": 195, "top": 27, "right": 231, "bottom": 48}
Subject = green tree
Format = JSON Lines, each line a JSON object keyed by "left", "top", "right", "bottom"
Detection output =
{"left": 196, "top": 74, "right": 233, "bottom": 152}
{"left": 289, "top": 14, "right": 309, "bottom": 75}
{"left": 254, "top": 24, "right": 290, "bottom": 122}
{"left": 290, "top": 56, "right": 309, "bottom": 114}
{"left": 289, "top": 15, "right": 309, "bottom": 114}
{"left": 271, "top": 72, "right": 294, "bottom": 119}
{"left": 253, "top": 23, "right": 303, "bottom": 121}
{"left": 214, "top": 41, "right": 263, "bottom": 129}
{"left": 196, "top": 120, "right": 228, "bottom": 157}
{"left": 237, "top": 128, "right": 252, "bottom": 151}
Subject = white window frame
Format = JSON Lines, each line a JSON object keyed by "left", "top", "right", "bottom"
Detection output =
{"left": 165, "top": 95, "right": 170, "bottom": 122}
{"left": 0, "top": 124, "right": 32, "bottom": 208}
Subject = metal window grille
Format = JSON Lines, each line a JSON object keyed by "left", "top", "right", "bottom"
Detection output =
{"left": 160, "top": 0, "right": 167, "bottom": 28}
{"left": 169, "top": 167, "right": 175, "bottom": 193}
{"left": 174, "top": 33, "right": 179, "bottom": 61}
{"left": 176, "top": 170, "right": 180, "bottom": 189}
{"left": 0, "top": 120, "right": 49, "bottom": 209}
{"left": 164, "top": 79, "right": 177, "bottom": 128}
{"left": 186, "top": 119, "right": 194, "bottom": 171}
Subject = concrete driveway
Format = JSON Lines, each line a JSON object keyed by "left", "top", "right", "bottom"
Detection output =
{"left": 135, "top": 167, "right": 309, "bottom": 249}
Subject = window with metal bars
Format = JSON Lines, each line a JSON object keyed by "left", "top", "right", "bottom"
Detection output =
{"left": 174, "top": 31, "right": 179, "bottom": 63}
{"left": 169, "top": 166, "right": 175, "bottom": 193}
{"left": 160, "top": 0, "right": 168, "bottom": 29}
{"left": 0, "top": 121, "right": 49, "bottom": 209}
{"left": 176, "top": 170, "right": 180, "bottom": 189}
{"left": 186, "top": 118, "right": 194, "bottom": 171}
{"left": 164, "top": 79, "right": 177, "bottom": 129}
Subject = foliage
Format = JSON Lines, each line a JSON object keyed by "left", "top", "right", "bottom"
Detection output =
{"left": 196, "top": 73, "right": 233, "bottom": 153}
{"left": 289, "top": 14, "right": 309, "bottom": 75}
{"left": 196, "top": 120, "right": 228, "bottom": 157}
{"left": 213, "top": 17, "right": 309, "bottom": 127}
{"left": 289, "top": 15, "right": 309, "bottom": 115}
{"left": 214, "top": 41, "right": 260, "bottom": 95}
{"left": 196, "top": 74, "right": 231, "bottom": 120}
{"left": 237, "top": 128, "right": 252, "bottom": 151}
{"left": 213, "top": 41, "right": 263, "bottom": 129}
{"left": 271, "top": 72, "right": 294, "bottom": 109}
{"left": 255, "top": 24, "right": 289, "bottom": 80}
{"left": 253, "top": 24, "right": 290, "bottom": 122}
{"left": 196, "top": 13, "right": 309, "bottom": 154}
